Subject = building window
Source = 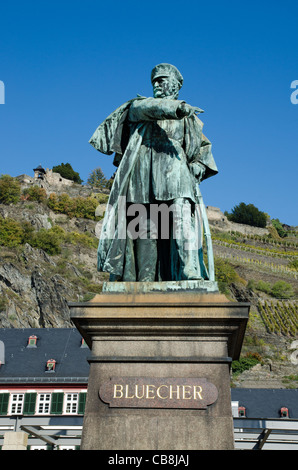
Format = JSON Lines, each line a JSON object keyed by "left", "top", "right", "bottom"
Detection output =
{"left": 64, "top": 393, "right": 79, "bottom": 414}
{"left": 37, "top": 394, "right": 51, "bottom": 414}
{"left": 10, "top": 394, "right": 24, "bottom": 414}
{"left": 23, "top": 393, "right": 37, "bottom": 415}
{"left": 78, "top": 392, "right": 87, "bottom": 415}
{"left": 46, "top": 359, "right": 56, "bottom": 372}
{"left": 0, "top": 393, "right": 9, "bottom": 416}
{"left": 50, "top": 392, "right": 64, "bottom": 415}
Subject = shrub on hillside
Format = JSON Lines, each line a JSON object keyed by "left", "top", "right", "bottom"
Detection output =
{"left": 65, "top": 231, "right": 98, "bottom": 248}
{"left": 28, "top": 226, "right": 63, "bottom": 255}
{"left": 74, "top": 196, "right": 99, "bottom": 220}
{"left": 0, "top": 219, "right": 63, "bottom": 255}
{"left": 271, "top": 218, "right": 287, "bottom": 238}
{"left": 47, "top": 193, "right": 75, "bottom": 216}
{"left": 0, "top": 218, "right": 24, "bottom": 247}
{"left": 0, "top": 216, "right": 98, "bottom": 255}
{"left": 21, "top": 221, "right": 35, "bottom": 244}
{"left": 214, "top": 258, "right": 244, "bottom": 294}
{"left": 249, "top": 279, "right": 294, "bottom": 299}
{"left": 225, "top": 202, "right": 267, "bottom": 228}
{"left": 22, "top": 186, "right": 47, "bottom": 203}
{"left": 248, "top": 279, "right": 272, "bottom": 295}
{"left": 47, "top": 193, "right": 98, "bottom": 219}
{"left": 0, "top": 175, "right": 21, "bottom": 204}
{"left": 231, "top": 352, "right": 263, "bottom": 376}
{"left": 271, "top": 281, "right": 294, "bottom": 299}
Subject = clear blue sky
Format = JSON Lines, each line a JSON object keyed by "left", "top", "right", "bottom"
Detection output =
{"left": 0, "top": 0, "right": 297, "bottom": 225}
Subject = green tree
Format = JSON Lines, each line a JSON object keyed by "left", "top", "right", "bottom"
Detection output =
{"left": 87, "top": 167, "right": 108, "bottom": 189}
{"left": 225, "top": 202, "right": 267, "bottom": 228}
{"left": 0, "top": 175, "right": 21, "bottom": 204}
{"left": 271, "top": 218, "right": 287, "bottom": 238}
{"left": 52, "top": 163, "right": 83, "bottom": 184}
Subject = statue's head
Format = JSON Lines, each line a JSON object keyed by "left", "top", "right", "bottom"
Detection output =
{"left": 151, "top": 63, "right": 183, "bottom": 99}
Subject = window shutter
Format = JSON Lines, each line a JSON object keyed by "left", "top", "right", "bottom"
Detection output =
{"left": 78, "top": 392, "right": 87, "bottom": 415}
{"left": 23, "top": 393, "right": 37, "bottom": 415}
{"left": 50, "top": 392, "right": 64, "bottom": 415}
{"left": 0, "top": 393, "right": 9, "bottom": 415}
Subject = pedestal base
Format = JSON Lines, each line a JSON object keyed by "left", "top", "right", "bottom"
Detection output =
{"left": 2, "top": 432, "right": 28, "bottom": 450}
{"left": 102, "top": 280, "right": 219, "bottom": 294}
{"left": 70, "top": 289, "right": 249, "bottom": 450}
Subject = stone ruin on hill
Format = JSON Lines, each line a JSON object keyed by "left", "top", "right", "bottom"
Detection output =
{"left": 16, "top": 165, "right": 107, "bottom": 198}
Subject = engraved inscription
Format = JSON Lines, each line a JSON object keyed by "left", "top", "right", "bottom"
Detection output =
{"left": 99, "top": 377, "right": 218, "bottom": 409}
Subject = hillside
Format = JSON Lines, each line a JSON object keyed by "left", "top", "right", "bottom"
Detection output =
{"left": 0, "top": 177, "right": 297, "bottom": 389}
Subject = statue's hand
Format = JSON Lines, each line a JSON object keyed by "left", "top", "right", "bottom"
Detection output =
{"left": 177, "top": 103, "right": 204, "bottom": 118}
{"left": 193, "top": 106, "right": 204, "bottom": 115}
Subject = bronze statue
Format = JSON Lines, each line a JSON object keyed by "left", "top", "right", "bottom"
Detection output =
{"left": 90, "top": 63, "right": 218, "bottom": 282}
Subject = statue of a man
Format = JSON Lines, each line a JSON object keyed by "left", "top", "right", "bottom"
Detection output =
{"left": 90, "top": 63, "right": 218, "bottom": 282}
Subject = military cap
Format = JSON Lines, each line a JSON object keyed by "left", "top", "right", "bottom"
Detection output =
{"left": 151, "top": 63, "right": 183, "bottom": 88}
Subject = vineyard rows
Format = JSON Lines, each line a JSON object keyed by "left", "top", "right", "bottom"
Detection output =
{"left": 214, "top": 231, "right": 298, "bottom": 249}
{"left": 258, "top": 300, "right": 298, "bottom": 336}
{"left": 214, "top": 251, "right": 297, "bottom": 278}
{"left": 213, "top": 239, "right": 298, "bottom": 261}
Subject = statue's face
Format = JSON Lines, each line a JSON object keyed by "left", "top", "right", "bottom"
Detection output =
{"left": 153, "top": 76, "right": 180, "bottom": 99}
{"left": 153, "top": 76, "right": 174, "bottom": 98}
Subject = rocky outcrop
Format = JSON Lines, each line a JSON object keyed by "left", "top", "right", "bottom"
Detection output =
{"left": 31, "top": 270, "right": 72, "bottom": 328}
{"left": 0, "top": 254, "right": 74, "bottom": 328}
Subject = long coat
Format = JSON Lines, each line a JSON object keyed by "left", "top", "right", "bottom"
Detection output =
{"left": 89, "top": 97, "right": 218, "bottom": 278}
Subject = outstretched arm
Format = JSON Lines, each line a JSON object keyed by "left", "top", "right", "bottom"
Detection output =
{"left": 128, "top": 97, "right": 203, "bottom": 122}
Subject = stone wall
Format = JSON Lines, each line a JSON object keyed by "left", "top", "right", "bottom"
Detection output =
{"left": 206, "top": 206, "right": 269, "bottom": 236}
{"left": 41, "top": 168, "right": 74, "bottom": 187}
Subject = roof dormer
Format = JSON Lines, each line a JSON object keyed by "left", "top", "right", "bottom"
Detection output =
{"left": 45, "top": 359, "right": 56, "bottom": 372}
{"left": 27, "top": 335, "right": 37, "bottom": 348}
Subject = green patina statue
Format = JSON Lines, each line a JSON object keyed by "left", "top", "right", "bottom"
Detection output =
{"left": 89, "top": 63, "right": 218, "bottom": 283}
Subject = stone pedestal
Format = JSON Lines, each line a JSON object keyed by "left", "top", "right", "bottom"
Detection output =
{"left": 70, "top": 286, "right": 249, "bottom": 450}
{"left": 2, "top": 432, "right": 28, "bottom": 450}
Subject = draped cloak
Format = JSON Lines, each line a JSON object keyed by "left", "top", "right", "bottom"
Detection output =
{"left": 89, "top": 97, "right": 218, "bottom": 278}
